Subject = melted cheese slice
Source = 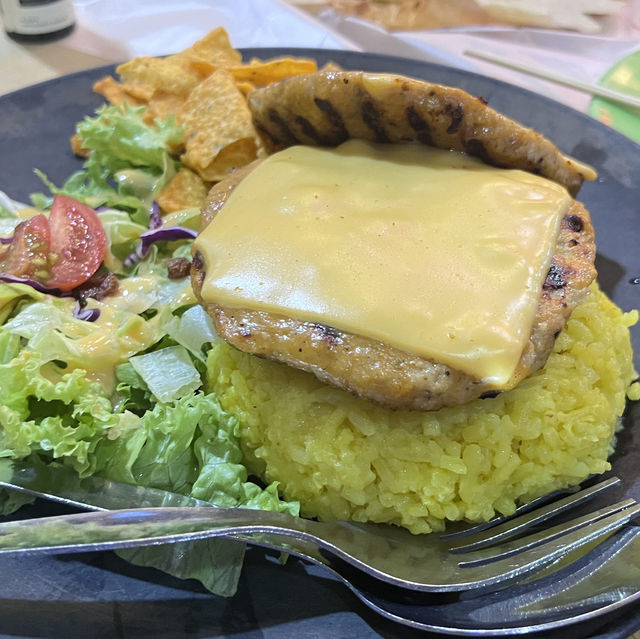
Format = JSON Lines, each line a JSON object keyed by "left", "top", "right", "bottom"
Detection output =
{"left": 195, "top": 140, "right": 571, "bottom": 385}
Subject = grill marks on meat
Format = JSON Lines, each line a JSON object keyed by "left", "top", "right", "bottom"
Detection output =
{"left": 406, "top": 106, "right": 433, "bottom": 145}
{"left": 249, "top": 71, "right": 592, "bottom": 196}
{"left": 314, "top": 97, "right": 348, "bottom": 139}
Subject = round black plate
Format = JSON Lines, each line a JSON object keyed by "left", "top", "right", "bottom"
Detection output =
{"left": 0, "top": 49, "right": 639, "bottom": 639}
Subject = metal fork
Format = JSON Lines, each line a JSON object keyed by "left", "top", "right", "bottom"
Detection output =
{"left": 331, "top": 523, "right": 640, "bottom": 635}
{"left": 0, "top": 473, "right": 638, "bottom": 593}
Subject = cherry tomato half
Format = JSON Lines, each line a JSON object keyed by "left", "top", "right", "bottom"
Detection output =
{"left": 46, "top": 195, "right": 107, "bottom": 291}
{"left": 0, "top": 214, "right": 51, "bottom": 280}
{"left": 0, "top": 195, "right": 107, "bottom": 292}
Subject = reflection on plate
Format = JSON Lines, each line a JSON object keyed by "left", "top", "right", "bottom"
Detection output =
{"left": 589, "top": 50, "right": 640, "bottom": 144}
{"left": 1, "top": 49, "right": 640, "bottom": 639}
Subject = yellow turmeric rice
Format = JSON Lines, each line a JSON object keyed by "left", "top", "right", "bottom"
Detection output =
{"left": 206, "top": 283, "right": 639, "bottom": 534}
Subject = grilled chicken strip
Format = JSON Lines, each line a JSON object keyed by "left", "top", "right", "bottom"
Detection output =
{"left": 248, "top": 71, "right": 593, "bottom": 197}
{"left": 191, "top": 71, "right": 597, "bottom": 411}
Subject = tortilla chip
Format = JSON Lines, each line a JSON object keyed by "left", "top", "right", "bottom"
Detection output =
{"left": 166, "top": 27, "right": 242, "bottom": 82}
{"left": 90, "top": 28, "right": 318, "bottom": 181}
{"left": 178, "top": 69, "right": 258, "bottom": 181}
{"left": 173, "top": 53, "right": 217, "bottom": 79}
{"left": 235, "top": 80, "right": 256, "bottom": 96}
{"left": 157, "top": 168, "right": 209, "bottom": 213}
{"left": 187, "top": 27, "right": 242, "bottom": 67}
{"left": 229, "top": 57, "right": 317, "bottom": 87}
{"left": 70, "top": 133, "right": 90, "bottom": 158}
{"left": 117, "top": 56, "right": 202, "bottom": 100}
{"left": 202, "top": 138, "right": 258, "bottom": 181}
{"left": 143, "top": 90, "right": 189, "bottom": 125}
{"left": 319, "top": 61, "right": 343, "bottom": 73}
{"left": 93, "top": 76, "right": 145, "bottom": 107}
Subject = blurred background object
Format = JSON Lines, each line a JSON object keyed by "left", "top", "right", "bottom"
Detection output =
{"left": 0, "top": 0, "right": 638, "bottom": 145}
{"left": 0, "top": 0, "right": 75, "bottom": 41}
{"left": 291, "top": 0, "right": 635, "bottom": 34}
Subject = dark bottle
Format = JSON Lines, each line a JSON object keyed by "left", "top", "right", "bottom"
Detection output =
{"left": 0, "top": 0, "right": 75, "bottom": 42}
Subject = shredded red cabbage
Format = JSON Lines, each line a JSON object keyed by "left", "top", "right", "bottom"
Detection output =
{"left": 124, "top": 226, "right": 197, "bottom": 268}
{"left": 123, "top": 243, "right": 146, "bottom": 269}
{"left": 0, "top": 236, "right": 11, "bottom": 245}
{"left": 140, "top": 226, "right": 197, "bottom": 247}
{"left": 0, "top": 274, "right": 100, "bottom": 322}
{"left": 0, "top": 273, "right": 69, "bottom": 296}
{"left": 72, "top": 301, "right": 100, "bottom": 322}
{"left": 149, "top": 201, "right": 162, "bottom": 230}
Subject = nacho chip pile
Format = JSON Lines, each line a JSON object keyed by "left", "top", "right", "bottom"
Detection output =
{"left": 86, "top": 27, "right": 317, "bottom": 213}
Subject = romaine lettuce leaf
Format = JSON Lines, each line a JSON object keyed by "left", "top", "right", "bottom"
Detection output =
{"left": 129, "top": 345, "right": 202, "bottom": 403}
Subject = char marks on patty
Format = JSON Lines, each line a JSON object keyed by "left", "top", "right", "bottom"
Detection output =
{"left": 248, "top": 71, "right": 593, "bottom": 196}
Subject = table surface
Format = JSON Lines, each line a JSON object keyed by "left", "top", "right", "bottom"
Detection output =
{"left": 1, "top": 14, "right": 639, "bottom": 639}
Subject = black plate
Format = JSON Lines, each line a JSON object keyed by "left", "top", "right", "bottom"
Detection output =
{"left": 0, "top": 49, "right": 639, "bottom": 639}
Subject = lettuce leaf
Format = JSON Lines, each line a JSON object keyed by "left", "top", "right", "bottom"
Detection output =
{"left": 0, "top": 346, "right": 296, "bottom": 595}
{"left": 77, "top": 104, "right": 183, "bottom": 172}
{"left": 165, "top": 304, "right": 220, "bottom": 362}
{"left": 129, "top": 345, "right": 202, "bottom": 403}
{"left": 31, "top": 105, "right": 184, "bottom": 225}
{"left": 97, "top": 208, "right": 148, "bottom": 273}
{"left": 0, "top": 348, "right": 119, "bottom": 464}
{"left": 0, "top": 98, "right": 298, "bottom": 599}
{"left": 0, "top": 282, "right": 45, "bottom": 325}
{"left": 0, "top": 262, "right": 296, "bottom": 597}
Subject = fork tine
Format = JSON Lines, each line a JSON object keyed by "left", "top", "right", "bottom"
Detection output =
{"left": 458, "top": 499, "right": 640, "bottom": 568}
{"left": 447, "top": 476, "right": 620, "bottom": 553}
{"left": 444, "top": 500, "right": 640, "bottom": 590}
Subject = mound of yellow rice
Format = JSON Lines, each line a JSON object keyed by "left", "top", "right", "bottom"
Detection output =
{"left": 206, "top": 284, "right": 639, "bottom": 534}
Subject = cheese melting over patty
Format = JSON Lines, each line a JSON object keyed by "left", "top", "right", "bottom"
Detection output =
{"left": 194, "top": 139, "right": 571, "bottom": 385}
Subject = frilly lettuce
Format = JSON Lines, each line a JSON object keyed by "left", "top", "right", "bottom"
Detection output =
{"left": 0, "top": 260, "right": 297, "bottom": 597}
{"left": 31, "top": 105, "right": 184, "bottom": 225}
{"left": 76, "top": 104, "right": 183, "bottom": 172}
{"left": 0, "top": 101, "right": 298, "bottom": 598}
{"left": 0, "top": 345, "right": 297, "bottom": 594}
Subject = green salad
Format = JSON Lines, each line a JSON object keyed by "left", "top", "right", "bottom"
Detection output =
{"left": 0, "top": 104, "right": 298, "bottom": 596}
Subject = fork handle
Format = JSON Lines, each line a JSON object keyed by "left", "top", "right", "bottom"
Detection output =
{"left": 0, "top": 506, "right": 324, "bottom": 555}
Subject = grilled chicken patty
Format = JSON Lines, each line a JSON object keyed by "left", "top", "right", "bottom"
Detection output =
{"left": 248, "top": 71, "right": 593, "bottom": 197}
{"left": 191, "top": 71, "right": 597, "bottom": 411}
